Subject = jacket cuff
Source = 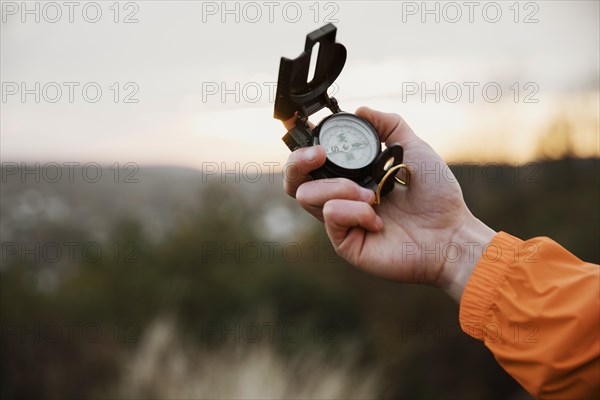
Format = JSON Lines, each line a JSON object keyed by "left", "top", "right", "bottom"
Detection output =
{"left": 459, "top": 231, "right": 522, "bottom": 340}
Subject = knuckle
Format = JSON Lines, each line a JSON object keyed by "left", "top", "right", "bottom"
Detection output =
{"left": 322, "top": 201, "right": 337, "bottom": 220}
{"left": 283, "top": 161, "right": 301, "bottom": 183}
{"left": 295, "top": 184, "right": 310, "bottom": 206}
{"left": 283, "top": 180, "right": 297, "bottom": 198}
{"left": 390, "top": 112, "right": 404, "bottom": 127}
{"left": 358, "top": 211, "right": 372, "bottom": 226}
{"left": 331, "top": 179, "right": 360, "bottom": 199}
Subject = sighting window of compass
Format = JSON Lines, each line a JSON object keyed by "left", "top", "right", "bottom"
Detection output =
{"left": 306, "top": 42, "right": 333, "bottom": 124}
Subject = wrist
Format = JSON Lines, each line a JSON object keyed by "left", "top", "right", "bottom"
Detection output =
{"left": 437, "top": 216, "right": 497, "bottom": 303}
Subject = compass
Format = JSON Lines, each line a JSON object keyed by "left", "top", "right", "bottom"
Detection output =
{"left": 273, "top": 24, "right": 409, "bottom": 204}
{"left": 316, "top": 113, "right": 379, "bottom": 170}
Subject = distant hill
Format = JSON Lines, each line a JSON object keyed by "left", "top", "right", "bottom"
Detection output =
{"left": 2, "top": 158, "right": 598, "bottom": 263}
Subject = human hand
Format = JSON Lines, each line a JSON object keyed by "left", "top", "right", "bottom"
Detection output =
{"left": 283, "top": 107, "right": 496, "bottom": 302}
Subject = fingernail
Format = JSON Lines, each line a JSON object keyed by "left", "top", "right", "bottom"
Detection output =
{"left": 304, "top": 147, "right": 318, "bottom": 162}
{"left": 375, "top": 216, "right": 384, "bottom": 229}
{"left": 360, "top": 189, "right": 375, "bottom": 203}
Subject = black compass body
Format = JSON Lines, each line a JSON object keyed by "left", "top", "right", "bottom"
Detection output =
{"left": 274, "top": 24, "right": 406, "bottom": 200}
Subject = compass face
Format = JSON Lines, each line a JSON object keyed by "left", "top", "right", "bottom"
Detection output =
{"left": 318, "top": 114, "right": 380, "bottom": 169}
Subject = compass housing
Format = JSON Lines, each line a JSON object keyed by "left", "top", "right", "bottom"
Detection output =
{"left": 313, "top": 112, "right": 381, "bottom": 182}
{"left": 274, "top": 24, "right": 406, "bottom": 198}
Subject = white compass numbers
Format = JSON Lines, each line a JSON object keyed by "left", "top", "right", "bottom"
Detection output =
{"left": 319, "top": 114, "right": 379, "bottom": 169}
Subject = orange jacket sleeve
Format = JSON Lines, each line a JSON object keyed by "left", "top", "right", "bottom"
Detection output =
{"left": 459, "top": 231, "right": 599, "bottom": 399}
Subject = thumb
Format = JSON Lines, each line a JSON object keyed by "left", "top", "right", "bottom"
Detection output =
{"left": 355, "top": 106, "right": 416, "bottom": 146}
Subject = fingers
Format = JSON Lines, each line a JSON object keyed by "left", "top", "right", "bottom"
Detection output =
{"left": 282, "top": 114, "right": 323, "bottom": 199}
{"left": 283, "top": 114, "right": 297, "bottom": 130}
{"left": 296, "top": 178, "right": 375, "bottom": 221}
{"left": 355, "top": 106, "right": 416, "bottom": 146}
{"left": 283, "top": 146, "right": 327, "bottom": 198}
{"left": 322, "top": 199, "right": 384, "bottom": 249}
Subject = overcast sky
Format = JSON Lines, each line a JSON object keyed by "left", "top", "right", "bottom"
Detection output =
{"left": 2, "top": 1, "right": 599, "bottom": 167}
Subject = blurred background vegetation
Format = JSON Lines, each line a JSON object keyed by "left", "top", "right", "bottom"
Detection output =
{"left": 1, "top": 117, "right": 598, "bottom": 398}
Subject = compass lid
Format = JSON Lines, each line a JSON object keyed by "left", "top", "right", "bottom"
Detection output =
{"left": 273, "top": 23, "right": 347, "bottom": 121}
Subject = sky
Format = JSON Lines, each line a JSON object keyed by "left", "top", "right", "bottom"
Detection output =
{"left": 1, "top": 1, "right": 599, "bottom": 169}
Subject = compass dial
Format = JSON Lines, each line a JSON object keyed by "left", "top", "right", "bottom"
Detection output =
{"left": 318, "top": 114, "right": 380, "bottom": 169}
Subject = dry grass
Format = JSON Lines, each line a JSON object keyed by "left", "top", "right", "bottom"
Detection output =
{"left": 113, "top": 319, "right": 380, "bottom": 399}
